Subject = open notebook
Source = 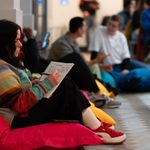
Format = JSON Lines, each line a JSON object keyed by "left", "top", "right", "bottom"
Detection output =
{"left": 40, "top": 61, "right": 74, "bottom": 98}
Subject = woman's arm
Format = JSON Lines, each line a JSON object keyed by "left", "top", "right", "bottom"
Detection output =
{"left": 0, "top": 65, "right": 60, "bottom": 114}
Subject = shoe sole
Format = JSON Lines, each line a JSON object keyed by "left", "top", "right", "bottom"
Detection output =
{"left": 103, "top": 105, "right": 121, "bottom": 109}
{"left": 104, "top": 138, "right": 127, "bottom": 145}
{"left": 93, "top": 99, "right": 106, "bottom": 108}
{"left": 96, "top": 132, "right": 127, "bottom": 144}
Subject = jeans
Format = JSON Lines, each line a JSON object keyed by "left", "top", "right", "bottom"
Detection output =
{"left": 113, "top": 59, "right": 149, "bottom": 72}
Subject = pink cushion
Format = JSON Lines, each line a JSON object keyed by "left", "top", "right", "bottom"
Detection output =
{"left": 0, "top": 117, "right": 104, "bottom": 150}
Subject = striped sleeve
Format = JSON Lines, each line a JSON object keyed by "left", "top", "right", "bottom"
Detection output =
{"left": 30, "top": 78, "right": 53, "bottom": 100}
{"left": 0, "top": 62, "right": 53, "bottom": 115}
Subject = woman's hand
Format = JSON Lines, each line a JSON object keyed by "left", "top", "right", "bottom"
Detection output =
{"left": 47, "top": 70, "right": 61, "bottom": 86}
{"left": 23, "top": 27, "right": 34, "bottom": 39}
{"left": 32, "top": 78, "right": 40, "bottom": 85}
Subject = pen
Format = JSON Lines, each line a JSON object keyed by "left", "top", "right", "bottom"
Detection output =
{"left": 41, "top": 72, "right": 51, "bottom": 76}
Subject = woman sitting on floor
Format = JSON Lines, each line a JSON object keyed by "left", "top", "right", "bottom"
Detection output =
{"left": 0, "top": 19, "right": 126, "bottom": 144}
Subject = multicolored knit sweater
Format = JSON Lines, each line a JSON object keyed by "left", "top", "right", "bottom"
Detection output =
{"left": 0, "top": 59, "right": 53, "bottom": 126}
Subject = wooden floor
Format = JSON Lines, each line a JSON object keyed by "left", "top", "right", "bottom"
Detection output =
{"left": 84, "top": 93, "right": 150, "bottom": 150}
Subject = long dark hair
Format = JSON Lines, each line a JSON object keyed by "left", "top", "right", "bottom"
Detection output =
{"left": 0, "top": 19, "right": 23, "bottom": 68}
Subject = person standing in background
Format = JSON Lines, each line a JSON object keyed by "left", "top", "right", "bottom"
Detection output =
{"left": 118, "top": 0, "right": 137, "bottom": 31}
{"left": 79, "top": 0, "right": 99, "bottom": 47}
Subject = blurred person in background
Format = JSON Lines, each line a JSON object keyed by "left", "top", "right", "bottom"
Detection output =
{"left": 79, "top": 0, "right": 99, "bottom": 47}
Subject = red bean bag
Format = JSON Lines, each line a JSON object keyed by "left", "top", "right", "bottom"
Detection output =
{"left": 0, "top": 117, "right": 104, "bottom": 150}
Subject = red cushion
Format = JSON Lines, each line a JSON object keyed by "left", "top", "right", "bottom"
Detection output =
{"left": 0, "top": 117, "right": 104, "bottom": 150}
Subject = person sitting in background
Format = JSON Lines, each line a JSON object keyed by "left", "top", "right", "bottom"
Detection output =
{"left": 48, "top": 16, "right": 121, "bottom": 108}
{"left": 127, "top": 0, "right": 146, "bottom": 60}
{"left": 0, "top": 19, "right": 126, "bottom": 144}
{"left": 101, "top": 16, "right": 110, "bottom": 26}
{"left": 89, "top": 14, "right": 150, "bottom": 92}
{"left": 141, "top": 0, "right": 150, "bottom": 61}
{"left": 89, "top": 14, "right": 149, "bottom": 74}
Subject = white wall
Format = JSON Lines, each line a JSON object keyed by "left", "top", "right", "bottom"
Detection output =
{"left": 98, "top": 0, "right": 123, "bottom": 23}
{"left": 0, "top": 0, "right": 23, "bottom": 26}
{"left": 20, "top": 0, "right": 34, "bottom": 29}
{"left": 47, "top": 0, "right": 123, "bottom": 45}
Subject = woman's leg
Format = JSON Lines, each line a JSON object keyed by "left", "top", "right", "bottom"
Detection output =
{"left": 82, "top": 107, "right": 127, "bottom": 144}
{"left": 58, "top": 53, "right": 118, "bottom": 108}
{"left": 59, "top": 52, "right": 99, "bottom": 93}
{"left": 11, "top": 76, "right": 90, "bottom": 129}
{"left": 12, "top": 77, "right": 127, "bottom": 144}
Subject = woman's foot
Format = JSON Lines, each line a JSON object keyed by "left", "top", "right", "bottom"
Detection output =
{"left": 103, "top": 122, "right": 115, "bottom": 129}
{"left": 92, "top": 123, "right": 126, "bottom": 144}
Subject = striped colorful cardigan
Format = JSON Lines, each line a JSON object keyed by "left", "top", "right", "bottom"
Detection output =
{"left": 0, "top": 59, "right": 53, "bottom": 125}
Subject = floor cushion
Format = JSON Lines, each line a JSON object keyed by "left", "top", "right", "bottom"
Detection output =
{"left": 90, "top": 102, "right": 116, "bottom": 125}
{"left": 100, "top": 69, "right": 117, "bottom": 88}
{"left": 95, "top": 80, "right": 115, "bottom": 98}
{"left": 0, "top": 116, "right": 104, "bottom": 150}
{"left": 112, "top": 68, "right": 150, "bottom": 92}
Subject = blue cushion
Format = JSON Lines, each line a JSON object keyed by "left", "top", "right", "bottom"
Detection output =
{"left": 100, "top": 70, "right": 117, "bottom": 88}
{"left": 113, "top": 68, "right": 150, "bottom": 92}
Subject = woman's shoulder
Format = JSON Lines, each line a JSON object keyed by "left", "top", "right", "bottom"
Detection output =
{"left": 0, "top": 59, "right": 7, "bottom": 65}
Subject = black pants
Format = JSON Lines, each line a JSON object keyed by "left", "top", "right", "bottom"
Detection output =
{"left": 59, "top": 52, "right": 99, "bottom": 93}
{"left": 11, "top": 77, "right": 90, "bottom": 129}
